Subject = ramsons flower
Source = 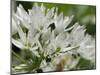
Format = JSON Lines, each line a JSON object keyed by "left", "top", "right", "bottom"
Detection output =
{"left": 12, "top": 3, "right": 95, "bottom": 74}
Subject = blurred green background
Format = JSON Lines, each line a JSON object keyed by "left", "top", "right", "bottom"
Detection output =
{"left": 15, "top": 1, "right": 96, "bottom": 36}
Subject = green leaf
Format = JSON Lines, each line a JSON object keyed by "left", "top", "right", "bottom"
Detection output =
{"left": 75, "top": 58, "right": 95, "bottom": 70}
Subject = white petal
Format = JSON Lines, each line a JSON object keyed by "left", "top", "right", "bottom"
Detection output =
{"left": 30, "top": 46, "right": 39, "bottom": 51}
{"left": 46, "top": 7, "right": 55, "bottom": 18}
{"left": 61, "top": 46, "right": 79, "bottom": 52}
{"left": 64, "top": 24, "right": 75, "bottom": 32}
{"left": 64, "top": 15, "right": 74, "bottom": 27}
{"left": 41, "top": 3, "right": 46, "bottom": 14}
{"left": 17, "top": 24, "right": 26, "bottom": 44}
{"left": 30, "top": 46, "right": 40, "bottom": 57}
{"left": 12, "top": 17, "right": 18, "bottom": 35}
{"left": 27, "top": 25, "right": 36, "bottom": 45}
{"left": 57, "top": 12, "right": 63, "bottom": 22}
{"left": 12, "top": 38, "right": 25, "bottom": 49}
{"left": 17, "top": 4, "right": 27, "bottom": 18}
{"left": 16, "top": 4, "right": 30, "bottom": 29}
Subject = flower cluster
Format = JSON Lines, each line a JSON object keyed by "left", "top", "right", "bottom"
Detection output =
{"left": 12, "top": 3, "right": 95, "bottom": 74}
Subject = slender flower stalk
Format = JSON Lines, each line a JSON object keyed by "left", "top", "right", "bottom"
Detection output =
{"left": 12, "top": 3, "right": 95, "bottom": 74}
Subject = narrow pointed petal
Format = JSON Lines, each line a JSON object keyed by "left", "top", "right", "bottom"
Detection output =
{"left": 65, "top": 15, "right": 74, "bottom": 27}
{"left": 61, "top": 46, "right": 79, "bottom": 52}
{"left": 12, "top": 38, "right": 25, "bottom": 49}
{"left": 17, "top": 24, "right": 26, "bottom": 44}
{"left": 30, "top": 46, "right": 39, "bottom": 51}
{"left": 12, "top": 17, "right": 18, "bottom": 35}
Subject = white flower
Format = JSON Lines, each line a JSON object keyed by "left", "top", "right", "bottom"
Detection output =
{"left": 12, "top": 11, "right": 39, "bottom": 56}
{"left": 79, "top": 34, "right": 95, "bottom": 63}
{"left": 12, "top": 3, "right": 95, "bottom": 73}
{"left": 12, "top": 12, "right": 19, "bottom": 35}
{"left": 28, "top": 3, "right": 55, "bottom": 32}
{"left": 66, "top": 23, "right": 95, "bottom": 63}
{"left": 54, "top": 13, "right": 74, "bottom": 34}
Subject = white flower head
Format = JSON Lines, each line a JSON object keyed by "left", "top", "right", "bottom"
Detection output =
{"left": 12, "top": 3, "right": 95, "bottom": 73}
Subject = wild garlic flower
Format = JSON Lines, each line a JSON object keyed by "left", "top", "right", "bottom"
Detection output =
{"left": 12, "top": 3, "right": 95, "bottom": 74}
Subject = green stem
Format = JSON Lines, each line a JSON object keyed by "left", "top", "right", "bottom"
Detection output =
{"left": 12, "top": 50, "right": 27, "bottom": 64}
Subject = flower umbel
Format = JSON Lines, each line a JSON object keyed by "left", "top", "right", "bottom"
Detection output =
{"left": 12, "top": 3, "right": 95, "bottom": 74}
